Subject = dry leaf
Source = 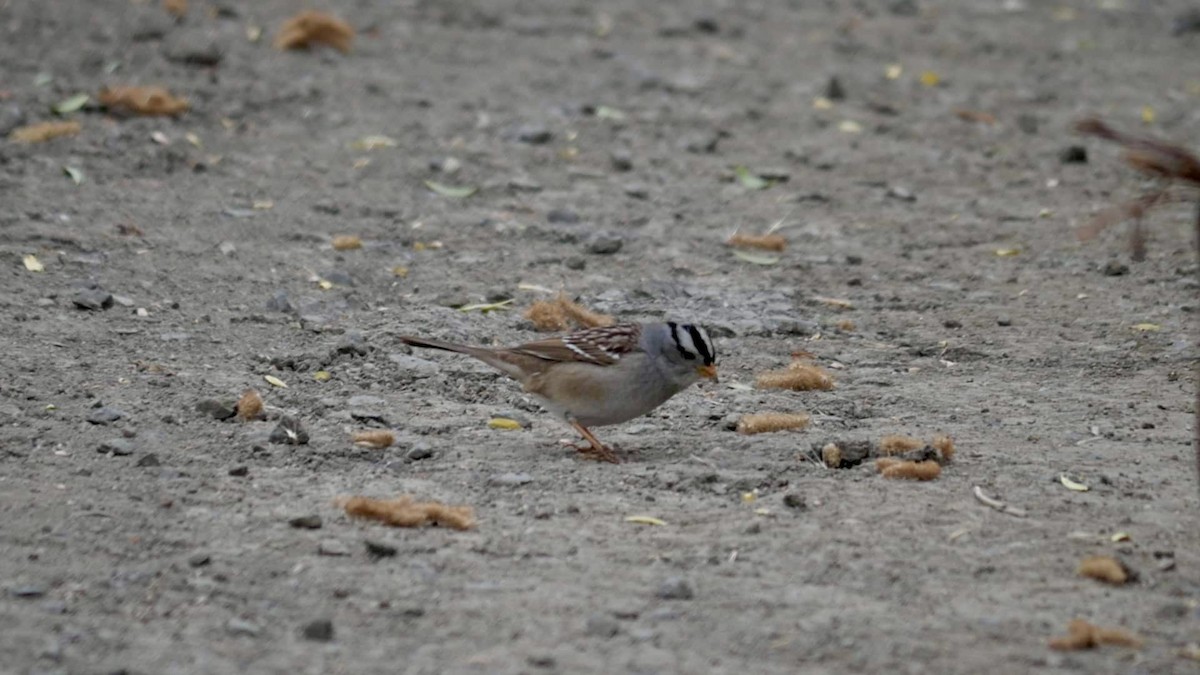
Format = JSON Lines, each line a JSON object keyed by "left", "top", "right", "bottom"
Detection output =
{"left": 728, "top": 232, "right": 787, "bottom": 252}
{"left": 487, "top": 418, "right": 522, "bottom": 430}
{"left": 624, "top": 515, "right": 666, "bottom": 526}
{"left": 1049, "top": 619, "right": 1142, "bottom": 650}
{"left": 953, "top": 108, "right": 997, "bottom": 125}
{"left": 162, "top": 0, "right": 187, "bottom": 18}
{"left": 919, "top": 71, "right": 940, "bottom": 87}
{"left": 1077, "top": 556, "right": 1130, "bottom": 585}
{"left": 9, "top": 120, "right": 81, "bottom": 143}
{"left": 312, "top": 370, "right": 332, "bottom": 382}
{"left": 351, "top": 135, "right": 396, "bottom": 151}
{"left": 22, "top": 255, "right": 44, "bottom": 272}
{"left": 98, "top": 86, "right": 189, "bottom": 116}
{"left": 235, "top": 389, "right": 264, "bottom": 421}
{"left": 352, "top": 430, "right": 395, "bottom": 449}
{"left": 331, "top": 235, "right": 363, "bottom": 251}
{"left": 274, "top": 11, "right": 355, "bottom": 53}
{"left": 1060, "top": 475, "right": 1089, "bottom": 492}
{"left": 340, "top": 495, "right": 474, "bottom": 530}
{"left": 736, "top": 412, "right": 811, "bottom": 435}
{"left": 263, "top": 375, "right": 287, "bottom": 388}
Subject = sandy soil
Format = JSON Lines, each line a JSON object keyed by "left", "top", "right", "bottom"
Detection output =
{"left": 1, "top": 1, "right": 1198, "bottom": 673}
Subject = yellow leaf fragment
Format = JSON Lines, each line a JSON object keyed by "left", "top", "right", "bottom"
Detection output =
{"left": 317, "top": 279, "right": 333, "bottom": 290}
{"left": 919, "top": 71, "right": 940, "bottom": 87}
{"left": 812, "top": 97, "right": 833, "bottom": 110}
{"left": 885, "top": 64, "right": 903, "bottom": 80}
{"left": 459, "top": 299, "right": 514, "bottom": 313}
{"left": 331, "top": 234, "right": 363, "bottom": 250}
{"left": 351, "top": 135, "right": 396, "bottom": 151}
{"left": 23, "top": 255, "right": 44, "bottom": 272}
{"left": 624, "top": 515, "right": 666, "bottom": 526}
{"left": 741, "top": 490, "right": 758, "bottom": 503}
{"left": 1060, "top": 474, "right": 1089, "bottom": 492}
{"left": 391, "top": 266, "right": 409, "bottom": 278}
{"left": 994, "top": 248, "right": 1021, "bottom": 257}
{"left": 313, "top": 371, "right": 331, "bottom": 382}
{"left": 264, "top": 375, "right": 288, "bottom": 388}
{"left": 253, "top": 199, "right": 274, "bottom": 210}
{"left": 1140, "top": 106, "right": 1155, "bottom": 124}
{"left": 1110, "top": 532, "right": 1131, "bottom": 543}
{"left": 838, "top": 119, "right": 863, "bottom": 134}
{"left": 1131, "top": 323, "right": 1160, "bottom": 332}
{"left": 487, "top": 417, "right": 522, "bottom": 430}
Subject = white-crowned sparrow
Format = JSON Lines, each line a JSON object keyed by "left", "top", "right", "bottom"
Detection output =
{"left": 397, "top": 322, "right": 718, "bottom": 463}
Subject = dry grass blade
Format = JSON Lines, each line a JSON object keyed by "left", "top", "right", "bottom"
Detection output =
{"left": 879, "top": 435, "right": 924, "bottom": 455}
{"left": 1048, "top": 619, "right": 1143, "bottom": 650}
{"left": 728, "top": 232, "right": 787, "bottom": 252}
{"left": 756, "top": 363, "right": 834, "bottom": 391}
{"left": 736, "top": 412, "right": 811, "bottom": 435}
{"left": 9, "top": 120, "right": 81, "bottom": 143}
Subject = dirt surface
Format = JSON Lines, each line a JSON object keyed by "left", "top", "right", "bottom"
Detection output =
{"left": 2, "top": 1, "right": 1199, "bottom": 673}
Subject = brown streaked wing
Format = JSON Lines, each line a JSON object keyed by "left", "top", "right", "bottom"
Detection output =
{"left": 509, "top": 324, "right": 642, "bottom": 366}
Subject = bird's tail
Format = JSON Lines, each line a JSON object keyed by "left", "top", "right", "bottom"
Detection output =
{"left": 396, "top": 335, "right": 476, "bottom": 354}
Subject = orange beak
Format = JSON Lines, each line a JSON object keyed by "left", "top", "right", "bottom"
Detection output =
{"left": 697, "top": 364, "right": 719, "bottom": 382}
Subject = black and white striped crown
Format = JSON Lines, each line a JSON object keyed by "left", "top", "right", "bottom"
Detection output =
{"left": 667, "top": 322, "right": 716, "bottom": 366}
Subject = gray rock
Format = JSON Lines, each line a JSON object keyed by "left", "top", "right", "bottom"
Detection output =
{"left": 97, "top": 439, "right": 134, "bottom": 456}
{"left": 228, "top": 465, "right": 249, "bottom": 477}
{"left": 136, "top": 453, "right": 161, "bottom": 467}
{"left": 547, "top": 208, "right": 580, "bottom": 224}
{"left": 886, "top": 186, "right": 916, "bottom": 202}
{"left": 318, "top": 539, "right": 349, "bottom": 556}
{"left": 825, "top": 76, "right": 846, "bottom": 101}
{"left": 87, "top": 407, "right": 126, "bottom": 425}
{"left": 1103, "top": 261, "right": 1129, "bottom": 277}
{"left": 196, "top": 398, "right": 237, "bottom": 420}
{"left": 656, "top": 577, "right": 694, "bottom": 600}
{"left": 585, "top": 233, "right": 624, "bottom": 255}
{"left": 585, "top": 613, "right": 620, "bottom": 638}
{"left": 335, "top": 331, "right": 369, "bottom": 356}
{"left": 73, "top": 288, "right": 113, "bottom": 311}
{"left": 266, "top": 290, "right": 296, "bottom": 314}
{"left": 9, "top": 585, "right": 45, "bottom": 598}
{"left": 301, "top": 618, "right": 335, "bottom": 642}
{"left": 226, "top": 617, "right": 261, "bottom": 637}
{"left": 405, "top": 443, "right": 434, "bottom": 461}
{"left": 1059, "top": 145, "right": 1088, "bottom": 164}
{"left": 516, "top": 125, "right": 553, "bottom": 144}
{"left": 164, "top": 32, "right": 223, "bottom": 66}
{"left": 289, "top": 515, "right": 323, "bottom": 529}
{"left": 188, "top": 552, "right": 212, "bottom": 567}
{"left": 610, "top": 149, "right": 633, "bottom": 172}
{"left": 269, "top": 417, "right": 309, "bottom": 445}
{"left": 782, "top": 492, "right": 806, "bottom": 510}
{"left": 489, "top": 472, "right": 534, "bottom": 486}
{"left": 564, "top": 256, "right": 586, "bottom": 270}
{"left": 364, "top": 539, "right": 398, "bottom": 557}
{"left": 623, "top": 183, "right": 649, "bottom": 199}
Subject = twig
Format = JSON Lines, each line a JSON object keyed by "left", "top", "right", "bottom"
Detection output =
{"left": 687, "top": 454, "right": 718, "bottom": 470}
{"left": 972, "top": 485, "right": 1028, "bottom": 518}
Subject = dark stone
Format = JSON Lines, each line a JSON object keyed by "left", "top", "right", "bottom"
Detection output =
{"left": 693, "top": 16, "right": 719, "bottom": 33}
{"left": 163, "top": 33, "right": 223, "bottom": 66}
{"left": 1171, "top": 9, "right": 1200, "bottom": 35}
{"left": 1102, "top": 261, "right": 1129, "bottom": 277}
{"left": 364, "top": 539, "right": 398, "bottom": 558}
{"left": 288, "top": 515, "right": 323, "bottom": 529}
{"left": 188, "top": 552, "right": 211, "bottom": 567}
{"left": 610, "top": 149, "right": 633, "bottom": 171}
{"left": 269, "top": 417, "right": 309, "bottom": 445}
{"left": 825, "top": 76, "right": 846, "bottom": 101}
{"left": 943, "top": 319, "right": 962, "bottom": 329}
{"left": 996, "top": 316, "right": 1012, "bottom": 327}
{"left": 516, "top": 125, "right": 553, "bottom": 144}
{"left": 547, "top": 208, "right": 580, "bottom": 224}
{"left": 782, "top": 492, "right": 807, "bottom": 510}
{"left": 136, "top": 453, "right": 161, "bottom": 467}
{"left": 73, "top": 288, "right": 113, "bottom": 311}
{"left": 1059, "top": 145, "right": 1088, "bottom": 164}
{"left": 405, "top": 443, "right": 434, "bottom": 461}
{"left": 9, "top": 585, "right": 45, "bottom": 598}
{"left": 301, "top": 619, "right": 334, "bottom": 642}
{"left": 228, "top": 465, "right": 249, "bottom": 477}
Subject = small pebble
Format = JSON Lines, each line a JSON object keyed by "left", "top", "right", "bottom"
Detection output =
{"left": 196, "top": 399, "right": 237, "bottom": 420}
{"left": 886, "top": 186, "right": 916, "bottom": 202}
{"left": 1059, "top": 145, "right": 1088, "bottom": 164}
{"left": 1103, "top": 261, "right": 1129, "bottom": 277}
{"left": 226, "top": 617, "right": 261, "bottom": 637}
{"left": 87, "top": 407, "right": 126, "bottom": 425}
{"left": 188, "top": 552, "right": 212, "bottom": 567}
{"left": 585, "top": 613, "right": 620, "bottom": 638}
{"left": 610, "top": 149, "right": 633, "bottom": 171}
{"left": 301, "top": 619, "right": 335, "bottom": 642}
{"left": 585, "top": 234, "right": 624, "bottom": 255}
{"left": 228, "top": 465, "right": 249, "bottom": 477}
{"left": 825, "top": 75, "right": 846, "bottom": 101}
{"left": 72, "top": 288, "right": 113, "bottom": 311}
{"left": 364, "top": 539, "right": 398, "bottom": 558}
{"left": 136, "top": 453, "right": 161, "bottom": 467}
{"left": 547, "top": 208, "right": 580, "bottom": 224}
{"left": 405, "top": 443, "right": 434, "bottom": 461}
{"left": 782, "top": 492, "right": 807, "bottom": 510}
{"left": 489, "top": 472, "right": 534, "bottom": 486}
{"left": 516, "top": 125, "right": 553, "bottom": 144}
{"left": 9, "top": 585, "right": 46, "bottom": 599}
{"left": 656, "top": 577, "right": 694, "bottom": 600}
{"left": 996, "top": 317, "right": 1012, "bottom": 327}
{"left": 318, "top": 539, "right": 350, "bottom": 556}
{"left": 289, "top": 515, "right": 323, "bottom": 529}
{"left": 97, "top": 439, "right": 134, "bottom": 456}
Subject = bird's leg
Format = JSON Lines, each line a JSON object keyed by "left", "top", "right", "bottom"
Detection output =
{"left": 568, "top": 420, "right": 621, "bottom": 464}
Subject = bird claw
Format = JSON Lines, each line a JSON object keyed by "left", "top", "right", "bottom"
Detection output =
{"left": 559, "top": 439, "right": 621, "bottom": 464}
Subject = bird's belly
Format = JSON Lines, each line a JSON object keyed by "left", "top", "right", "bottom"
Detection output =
{"left": 571, "top": 385, "right": 678, "bottom": 427}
